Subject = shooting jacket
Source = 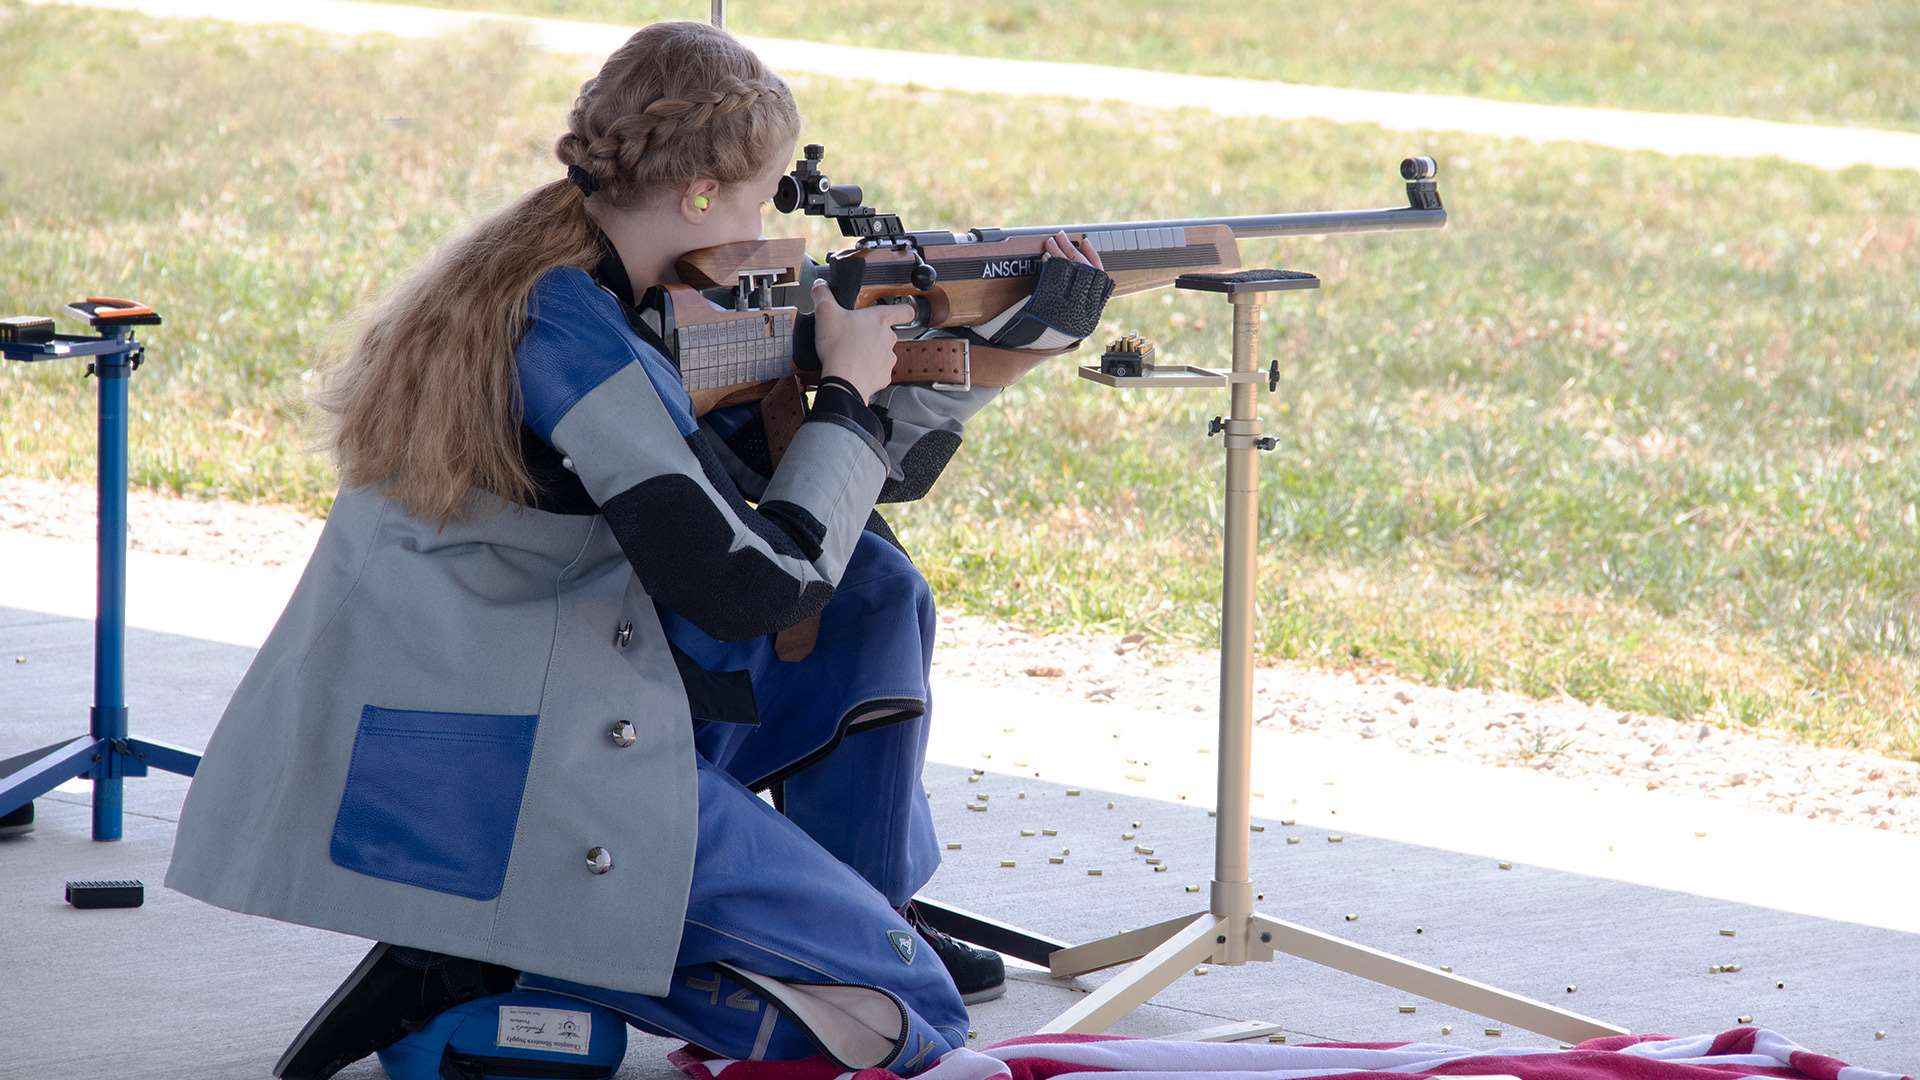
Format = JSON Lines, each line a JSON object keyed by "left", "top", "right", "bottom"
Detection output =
{"left": 165, "top": 260, "right": 1008, "bottom": 996}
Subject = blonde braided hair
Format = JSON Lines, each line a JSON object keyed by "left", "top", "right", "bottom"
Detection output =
{"left": 308, "top": 21, "right": 801, "bottom": 524}
{"left": 556, "top": 35, "right": 798, "bottom": 206}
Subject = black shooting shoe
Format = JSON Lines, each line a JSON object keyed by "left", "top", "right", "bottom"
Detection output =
{"left": 900, "top": 900, "right": 1006, "bottom": 1005}
{"left": 274, "top": 941, "right": 519, "bottom": 1080}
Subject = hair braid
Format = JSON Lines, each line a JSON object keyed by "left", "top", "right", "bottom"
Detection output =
{"left": 553, "top": 28, "right": 797, "bottom": 207}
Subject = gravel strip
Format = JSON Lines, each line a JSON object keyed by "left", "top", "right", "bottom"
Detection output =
{"left": 5, "top": 474, "right": 1913, "bottom": 834}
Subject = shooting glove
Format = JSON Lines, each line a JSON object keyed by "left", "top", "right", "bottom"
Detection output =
{"left": 960, "top": 254, "right": 1115, "bottom": 351}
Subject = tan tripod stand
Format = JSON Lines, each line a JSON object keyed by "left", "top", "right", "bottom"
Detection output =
{"left": 1023, "top": 268, "right": 1627, "bottom": 1043}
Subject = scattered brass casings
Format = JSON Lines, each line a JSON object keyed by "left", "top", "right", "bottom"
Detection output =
{"left": 1440, "top": 1026, "right": 1452, "bottom": 1036}
{"left": 1776, "top": 981, "right": 1786, "bottom": 989}
{"left": 945, "top": 842, "right": 963, "bottom": 850}
{"left": 1087, "top": 868, "right": 1104, "bottom": 876}
{"left": 1134, "top": 845, "right": 1155, "bottom": 855}
{"left": 1344, "top": 913, "right": 1359, "bottom": 921}
{"left": 1415, "top": 927, "right": 1424, "bottom": 934}
{"left": 967, "top": 803, "right": 988, "bottom": 812}
{"left": 971, "top": 768, "right": 985, "bottom": 776}
{"left": 1042, "top": 828, "right": 1059, "bottom": 836}
{"left": 1250, "top": 824, "right": 1266, "bottom": 832}
{"left": 1328, "top": 835, "right": 1345, "bottom": 844}
{"left": 1153, "top": 865, "right": 1169, "bottom": 872}
{"left": 1132, "top": 820, "right": 1143, "bottom": 828}
{"left": 1398, "top": 1006, "right": 1416, "bottom": 1014}
{"left": 1208, "top": 810, "right": 1217, "bottom": 817}
{"left": 967, "top": 775, "right": 981, "bottom": 783}
{"left": 1440, "top": 965, "right": 1453, "bottom": 973}
{"left": 1267, "top": 1035, "right": 1286, "bottom": 1044}
{"left": 1566, "top": 985, "right": 1577, "bottom": 993}
{"left": 1020, "top": 828, "right": 1037, "bottom": 837}
{"left": 1060, "top": 847, "right": 1071, "bottom": 856}
{"left": 978, "top": 794, "right": 990, "bottom": 801}
{"left": 1106, "top": 801, "right": 1116, "bottom": 809}
{"left": 1719, "top": 929, "right": 1737, "bottom": 937}
{"left": 1185, "top": 884, "right": 1200, "bottom": 893}
{"left": 1124, "top": 774, "right": 1148, "bottom": 782}
{"left": 1067, "top": 788, "right": 1082, "bottom": 796}
{"left": 1877, "top": 1031, "right": 1888, "bottom": 1040}
{"left": 1737, "top": 1015, "right": 1753, "bottom": 1024}
{"left": 1497, "top": 861, "right": 1513, "bottom": 870}
{"left": 1193, "top": 965, "right": 1208, "bottom": 975}
{"left": 1000, "top": 860, "right": 1016, "bottom": 868}
{"left": 1286, "top": 836, "right": 1302, "bottom": 845}
{"left": 1145, "top": 857, "right": 1162, "bottom": 866}
{"left": 1121, "top": 831, "right": 1137, "bottom": 841}
{"left": 1049, "top": 856, "right": 1066, "bottom": 865}
{"left": 1018, "top": 792, "right": 1026, "bottom": 799}
{"left": 1280, "top": 818, "right": 1296, "bottom": 826}
{"left": 1485, "top": 1028, "right": 1503, "bottom": 1037}
{"left": 968, "top": 1029, "right": 978, "bottom": 1040}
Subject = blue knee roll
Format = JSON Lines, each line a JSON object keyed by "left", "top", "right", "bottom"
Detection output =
{"left": 375, "top": 990, "right": 627, "bottom": 1079}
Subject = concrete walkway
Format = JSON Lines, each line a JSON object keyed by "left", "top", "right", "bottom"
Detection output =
{"left": 32, "top": 0, "right": 1920, "bottom": 173}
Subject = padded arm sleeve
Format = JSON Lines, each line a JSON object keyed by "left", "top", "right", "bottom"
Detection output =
{"left": 519, "top": 268, "right": 887, "bottom": 641}
{"left": 868, "top": 378, "right": 1005, "bottom": 503}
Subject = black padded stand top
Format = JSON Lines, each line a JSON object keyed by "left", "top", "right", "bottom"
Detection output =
{"left": 1175, "top": 269, "right": 1320, "bottom": 294}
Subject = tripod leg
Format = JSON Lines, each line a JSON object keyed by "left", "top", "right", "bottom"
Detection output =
{"left": 1249, "top": 912, "right": 1626, "bottom": 1044}
{"left": 1048, "top": 909, "right": 1207, "bottom": 978}
{"left": 1037, "top": 913, "right": 1222, "bottom": 1034}
{"left": 0, "top": 737, "right": 101, "bottom": 818}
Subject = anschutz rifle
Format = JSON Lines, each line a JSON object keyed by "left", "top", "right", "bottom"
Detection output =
{"left": 638, "top": 144, "right": 1446, "bottom": 416}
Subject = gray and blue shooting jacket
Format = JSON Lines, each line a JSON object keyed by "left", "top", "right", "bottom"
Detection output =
{"left": 164, "top": 250, "right": 1007, "bottom": 997}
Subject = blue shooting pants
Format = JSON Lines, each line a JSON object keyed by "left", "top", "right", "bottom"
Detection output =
{"left": 520, "top": 532, "right": 967, "bottom": 1075}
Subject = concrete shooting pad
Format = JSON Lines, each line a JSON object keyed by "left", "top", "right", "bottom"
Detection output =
{"left": 2, "top": 604, "right": 1916, "bottom": 1079}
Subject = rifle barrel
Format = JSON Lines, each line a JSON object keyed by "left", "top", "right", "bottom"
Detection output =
{"left": 972, "top": 204, "right": 1445, "bottom": 243}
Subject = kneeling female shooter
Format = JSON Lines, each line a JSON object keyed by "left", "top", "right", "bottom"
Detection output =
{"left": 166, "top": 19, "right": 1109, "bottom": 1080}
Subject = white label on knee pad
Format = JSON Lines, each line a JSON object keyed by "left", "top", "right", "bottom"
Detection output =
{"left": 497, "top": 1005, "right": 593, "bottom": 1056}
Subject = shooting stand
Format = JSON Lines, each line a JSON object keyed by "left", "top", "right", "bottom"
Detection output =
{"left": 912, "top": 270, "right": 1626, "bottom": 1045}
{"left": 0, "top": 301, "right": 201, "bottom": 841}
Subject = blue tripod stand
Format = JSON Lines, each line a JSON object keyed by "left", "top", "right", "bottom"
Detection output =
{"left": 1, "top": 298, "right": 202, "bottom": 841}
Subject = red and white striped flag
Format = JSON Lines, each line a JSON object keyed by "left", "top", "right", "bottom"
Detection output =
{"left": 669, "top": 1027, "right": 1911, "bottom": 1080}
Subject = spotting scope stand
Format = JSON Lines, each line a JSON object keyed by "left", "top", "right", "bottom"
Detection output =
{"left": 0, "top": 298, "right": 202, "bottom": 841}
{"left": 911, "top": 265, "right": 1628, "bottom": 1046}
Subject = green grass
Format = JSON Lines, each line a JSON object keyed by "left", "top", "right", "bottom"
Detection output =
{"left": 371, "top": 0, "right": 1920, "bottom": 132}
{"left": 2, "top": 7, "right": 1916, "bottom": 761}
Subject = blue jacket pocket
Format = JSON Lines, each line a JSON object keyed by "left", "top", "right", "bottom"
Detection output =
{"left": 330, "top": 705, "right": 539, "bottom": 901}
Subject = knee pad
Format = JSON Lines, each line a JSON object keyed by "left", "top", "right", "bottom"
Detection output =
{"left": 375, "top": 989, "right": 627, "bottom": 1079}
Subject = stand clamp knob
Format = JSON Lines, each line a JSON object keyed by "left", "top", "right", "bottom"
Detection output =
{"left": 1207, "top": 416, "right": 1225, "bottom": 438}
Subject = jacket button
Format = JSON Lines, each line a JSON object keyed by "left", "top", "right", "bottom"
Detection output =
{"left": 586, "top": 847, "right": 613, "bottom": 875}
{"left": 613, "top": 621, "right": 634, "bottom": 648}
{"left": 609, "top": 721, "right": 637, "bottom": 748}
